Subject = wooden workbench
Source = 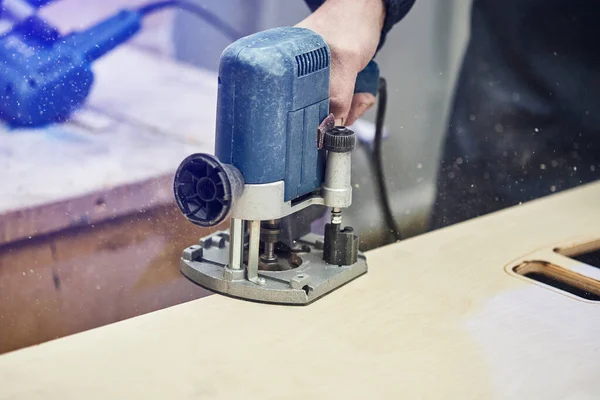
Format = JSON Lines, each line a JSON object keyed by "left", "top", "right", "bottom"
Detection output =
{"left": 1, "top": 182, "right": 600, "bottom": 399}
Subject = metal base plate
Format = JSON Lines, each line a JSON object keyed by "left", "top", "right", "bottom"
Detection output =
{"left": 180, "top": 231, "right": 368, "bottom": 305}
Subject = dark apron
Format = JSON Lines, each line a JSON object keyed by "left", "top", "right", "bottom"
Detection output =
{"left": 430, "top": 0, "right": 600, "bottom": 230}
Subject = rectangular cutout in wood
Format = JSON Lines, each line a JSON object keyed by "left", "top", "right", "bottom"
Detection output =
{"left": 555, "top": 239, "right": 600, "bottom": 269}
{"left": 514, "top": 261, "right": 600, "bottom": 302}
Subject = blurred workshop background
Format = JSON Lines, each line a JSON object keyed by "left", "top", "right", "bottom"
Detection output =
{"left": 0, "top": 0, "right": 471, "bottom": 353}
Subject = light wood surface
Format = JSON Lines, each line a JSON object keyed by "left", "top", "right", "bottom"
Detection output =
{"left": 1, "top": 182, "right": 600, "bottom": 399}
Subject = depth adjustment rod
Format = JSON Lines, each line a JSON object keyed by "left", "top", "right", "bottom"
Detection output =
{"left": 322, "top": 126, "right": 359, "bottom": 266}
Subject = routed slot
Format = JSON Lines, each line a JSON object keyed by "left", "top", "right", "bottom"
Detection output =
{"left": 514, "top": 261, "right": 600, "bottom": 301}
{"left": 571, "top": 250, "right": 600, "bottom": 269}
{"left": 556, "top": 239, "right": 600, "bottom": 269}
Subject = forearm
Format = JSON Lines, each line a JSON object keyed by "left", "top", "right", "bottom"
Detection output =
{"left": 304, "top": 0, "right": 416, "bottom": 50}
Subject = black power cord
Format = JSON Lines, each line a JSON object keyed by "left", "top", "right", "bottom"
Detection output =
{"left": 370, "top": 77, "right": 403, "bottom": 242}
{"left": 138, "top": 0, "right": 243, "bottom": 41}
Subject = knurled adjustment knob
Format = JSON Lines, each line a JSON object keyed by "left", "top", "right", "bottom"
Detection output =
{"left": 324, "top": 126, "right": 356, "bottom": 153}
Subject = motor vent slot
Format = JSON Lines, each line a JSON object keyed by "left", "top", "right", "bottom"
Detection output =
{"left": 295, "top": 47, "right": 329, "bottom": 77}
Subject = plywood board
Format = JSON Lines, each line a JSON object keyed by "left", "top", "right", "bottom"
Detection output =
{"left": 1, "top": 182, "right": 600, "bottom": 399}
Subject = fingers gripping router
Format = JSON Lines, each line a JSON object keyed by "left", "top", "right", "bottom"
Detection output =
{"left": 174, "top": 27, "right": 378, "bottom": 305}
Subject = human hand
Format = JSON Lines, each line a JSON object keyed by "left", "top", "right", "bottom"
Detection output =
{"left": 296, "top": 0, "right": 385, "bottom": 126}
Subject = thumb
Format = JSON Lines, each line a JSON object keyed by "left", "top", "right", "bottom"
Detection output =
{"left": 345, "top": 93, "right": 376, "bottom": 127}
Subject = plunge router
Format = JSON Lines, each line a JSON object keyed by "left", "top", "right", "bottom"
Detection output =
{"left": 174, "top": 27, "right": 379, "bottom": 305}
